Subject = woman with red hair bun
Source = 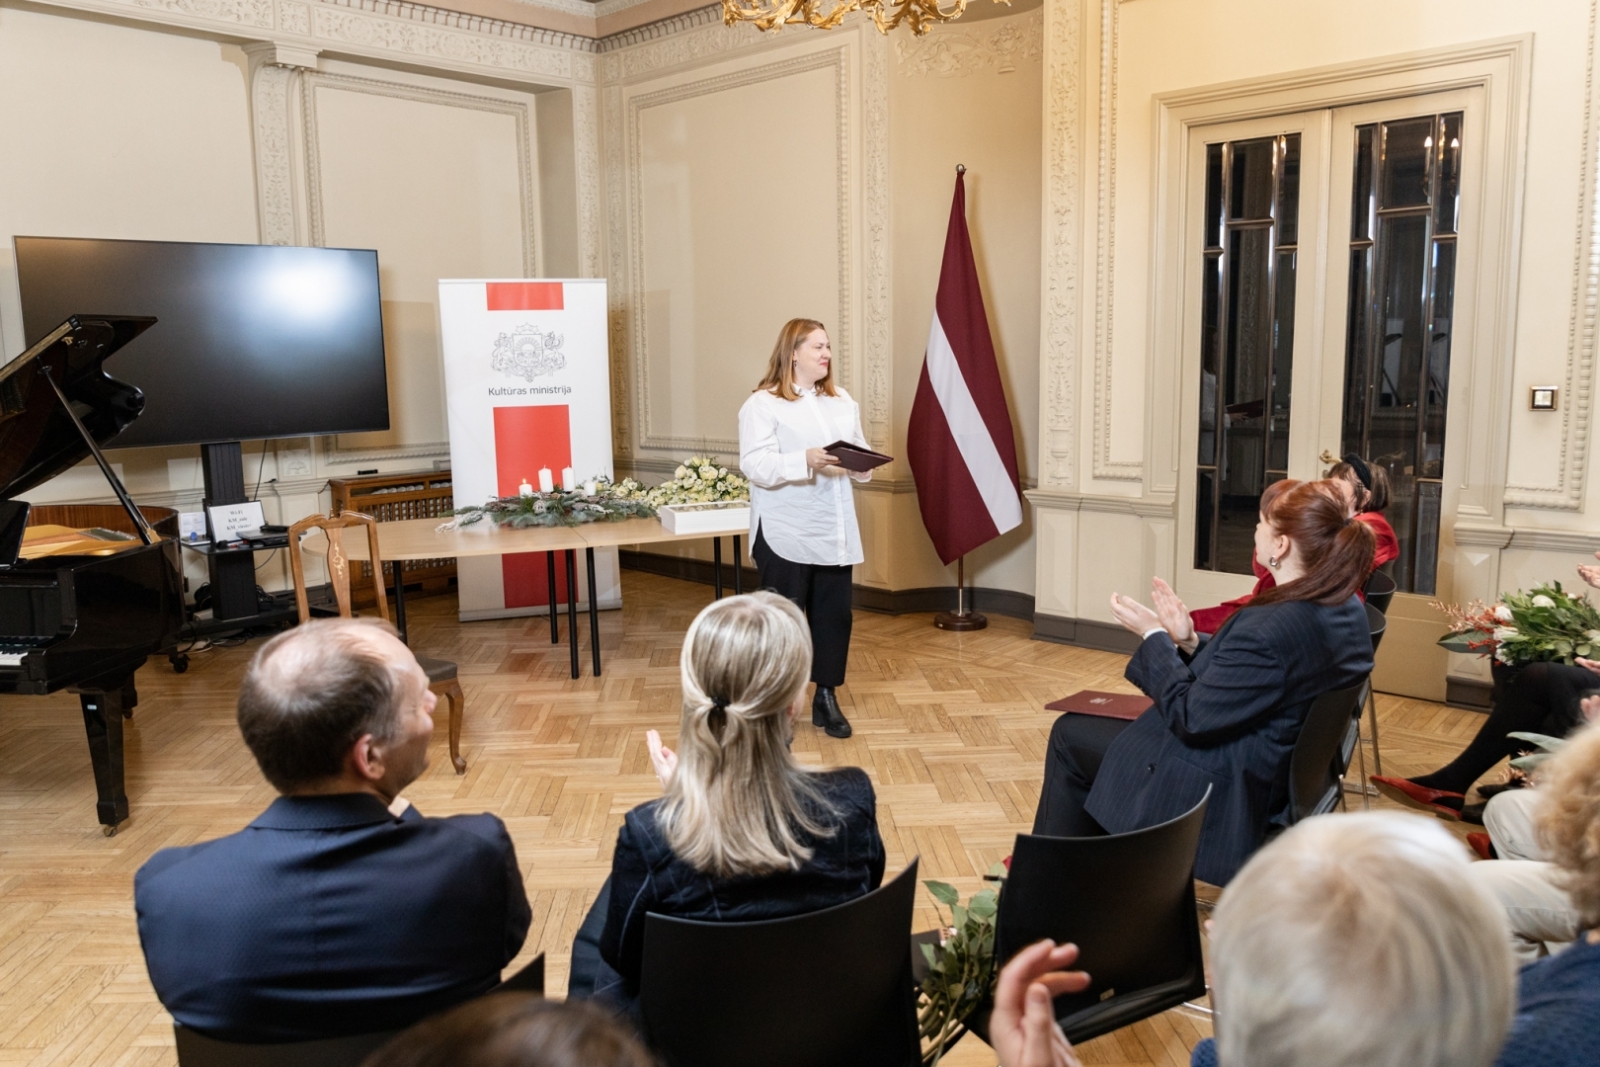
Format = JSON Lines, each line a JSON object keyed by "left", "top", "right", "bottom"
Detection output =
{"left": 1033, "top": 480, "right": 1376, "bottom": 885}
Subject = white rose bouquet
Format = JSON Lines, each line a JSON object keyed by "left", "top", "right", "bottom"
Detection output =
{"left": 639, "top": 455, "right": 749, "bottom": 508}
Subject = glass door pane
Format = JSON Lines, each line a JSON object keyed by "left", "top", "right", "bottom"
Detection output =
{"left": 1194, "top": 134, "right": 1301, "bottom": 574}
{"left": 1340, "top": 112, "right": 1462, "bottom": 595}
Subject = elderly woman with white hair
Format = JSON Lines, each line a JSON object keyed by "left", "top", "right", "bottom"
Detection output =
{"left": 566, "top": 591, "right": 885, "bottom": 1016}
{"left": 1188, "top": 812, "right": 1516, "bottom": 1067}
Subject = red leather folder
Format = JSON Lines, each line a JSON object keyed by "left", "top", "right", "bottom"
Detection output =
{"left": 1043, "top": 690, "right": 1153, "bottom": 721}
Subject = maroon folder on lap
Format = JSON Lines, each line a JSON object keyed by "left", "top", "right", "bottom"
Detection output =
{"left": 822, "top": 441, "right": 893, "bottom": 472}
{"left": 1044, "top": 690, "right": 1153, "bottom": 720}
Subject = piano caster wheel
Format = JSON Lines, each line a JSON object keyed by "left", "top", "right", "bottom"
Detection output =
{"left": 102, "top": 825, "right": 117, "bottom": 838}
{"left": 169, "top": 652, "right": 189, "bottom": 674}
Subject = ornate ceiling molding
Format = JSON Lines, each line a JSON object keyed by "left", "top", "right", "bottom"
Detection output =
{"left": 893, "top": 5, "right": 1040, "bottom": 79}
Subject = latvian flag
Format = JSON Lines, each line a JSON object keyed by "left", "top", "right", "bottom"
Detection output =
{"left": 907, "top": 170, "right": 1024, "bottom": 565}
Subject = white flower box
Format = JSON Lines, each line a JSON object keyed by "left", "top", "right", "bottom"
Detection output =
{"left": 658, "top": 501, "right": 752, "bottom": 536}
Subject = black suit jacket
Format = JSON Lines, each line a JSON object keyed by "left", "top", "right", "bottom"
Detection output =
{"left": 1085, "top": 596, "right": 1372, "bottom": 885}
{"left": 134, "top": 794, "right": 531, "bottom": 1042}
{"left": 599, "top": 767, "right": 885, "bottom": 1002}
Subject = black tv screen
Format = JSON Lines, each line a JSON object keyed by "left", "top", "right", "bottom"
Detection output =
{"left": 14, "top": 236, "right": 390, "bottom": 448}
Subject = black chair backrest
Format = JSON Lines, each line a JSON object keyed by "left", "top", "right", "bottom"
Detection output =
{"left": 1366, "top": 601, "right": 1388, "bottom": 654}
{"left": 495, "top": 952, "right": 545, "bottom": 995}
{"left": 1364, "top": 569, "right": 1397, "bottom": 614}
{"left": 639, "top": 860, "right": 921, "bottom": 1067}
{"left": 174, "top": 1026, "right": 398, "bottom": 1067}
{"left": 1288, "top": 679, "right": 1369, "bottom": 823}
{"left": 992, "top": 790, "right": 1210, "bottom": 1045}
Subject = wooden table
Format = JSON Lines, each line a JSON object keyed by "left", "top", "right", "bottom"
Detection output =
{"left": 303, "top": 516, "right": 746, "bottom": 678}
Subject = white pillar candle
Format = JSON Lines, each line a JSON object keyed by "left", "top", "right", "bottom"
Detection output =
{"left": 518, "top": 478, "right": 534, "bottom": 497}
{"left": 584, "top": 480, "right": 598, "bottom": 497}
{"left": 561, "top": 467, "right": 577, "bottom": 491}
{"left": 537, "top": 468, "right": 554, "bottom": 493}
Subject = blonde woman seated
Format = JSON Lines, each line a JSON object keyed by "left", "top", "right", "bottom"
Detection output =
{"left": 568, "top": 591, "right": 885, "bottom": 1015}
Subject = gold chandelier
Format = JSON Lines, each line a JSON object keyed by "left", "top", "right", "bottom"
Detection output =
{"left": 722, "top": 0, "right": 1008, "bottom": 36}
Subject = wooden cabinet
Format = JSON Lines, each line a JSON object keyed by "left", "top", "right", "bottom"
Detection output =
{"left": 328, "top": 470, "right": 456, "bottom": 605}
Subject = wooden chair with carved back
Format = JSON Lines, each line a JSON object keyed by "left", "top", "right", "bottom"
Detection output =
{"left": 287, "top": 511, "right": 467, "bottom": 774}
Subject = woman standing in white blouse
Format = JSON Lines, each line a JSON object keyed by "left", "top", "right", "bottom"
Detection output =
{"left": 738, "top": 319, "right": 872, "bottom": 739}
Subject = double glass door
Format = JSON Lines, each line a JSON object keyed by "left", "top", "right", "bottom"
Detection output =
{"left": 1178, "top": 90, "right": 1477, "bottom": 606}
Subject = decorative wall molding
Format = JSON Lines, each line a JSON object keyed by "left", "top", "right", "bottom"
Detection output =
{"left": 893, "top": 6, "right": 1041, "bottom": 78}
{"left": 299, "top": 69, "right": 538, "bottom": 274}
{"left": 600, "top": 7, "right": 761, "bottom": 75}
{"left": 620, "top": 46, "right": 854, "bottom": 453}
{"left": 506, "top": 0, "right": 596, "bottom": 19}
{"left": 1091, "top": 0, "right": 1139, "bottom": 481}
{"left": 1038, "top": 0, "right": 1081, "bottom": 487}
{"left": 571, "top": 82, "right": 605, "bottom": 278}
{"left": 603, "top": 80, "right": 632, "bottom": 458}
{"left": 1505, "top": 0, "right": 1599, "bottom": 510}
{"left": 861, "top": 29, "right": 893, "bottom": 452}
{"left": 299, "top": 69, "right": 537, "bottom": 466}
{"left": 246, "top": 51, "right": 299, "bottom": 245}
{"left": 1026, "top": 487, "right": 1174, "bottom": 518}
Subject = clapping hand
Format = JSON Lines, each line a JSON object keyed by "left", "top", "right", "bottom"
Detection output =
{"left": 1109, "top": 592, "right": 1162, "bottom": 636}
{"left": 1151, "top": 578, "right": 1199, "bottom": 654}
{"left": 1579, "top": 551, "right": 1600, "bottom": 590}
{"left": 1580, "top": 693, "right": 1600, "bottom": 723}
{"left": 646, "top": 729, "right": 678, "bottom": 789}
{"left": 989, "top": 940, "right": 1090, "bottom": 1067}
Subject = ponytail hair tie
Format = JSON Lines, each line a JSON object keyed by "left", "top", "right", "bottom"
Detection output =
{"left": 707, "top": 697, "right": 729, "bottom": 738}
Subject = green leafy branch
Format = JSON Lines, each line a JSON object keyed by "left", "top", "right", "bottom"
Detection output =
{"left": 917, "top": 863, "right": 1006, "bottom": 1066}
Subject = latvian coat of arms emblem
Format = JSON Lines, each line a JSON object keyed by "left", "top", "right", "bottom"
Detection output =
{"left": 491, "top": 325, "right": 566, "bottom": 381}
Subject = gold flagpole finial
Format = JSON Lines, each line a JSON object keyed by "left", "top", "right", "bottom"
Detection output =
{"left": 956, "top": 164, "right": 967, "bottom": 174}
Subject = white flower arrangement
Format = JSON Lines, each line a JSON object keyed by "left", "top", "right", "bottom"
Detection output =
{"left": 616, "top": 455, "right": 750, "bottom": 508}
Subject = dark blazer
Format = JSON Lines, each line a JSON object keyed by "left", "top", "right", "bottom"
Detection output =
{"left": 1085, "top": 596, "right": 1372, "bottom": 885}
{"left": 599, "top": 767, "right": 885, "bottom": 1001}
{"left": 134, "top": 793, "right": 531, "bottom": 1042}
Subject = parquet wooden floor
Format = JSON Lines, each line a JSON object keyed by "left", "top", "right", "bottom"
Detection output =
{"left": 0, "top": 571, "right": 1492, "bottom": 1067}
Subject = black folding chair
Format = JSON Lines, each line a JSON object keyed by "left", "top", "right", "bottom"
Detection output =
{"left": 1288, "top": 679, "right": 1369, "bottom": 823}
{"left": 638, "top": 861, "right": 921, "bottom": 1067}
{"left": 174, "top": 1027, "right": 399, "bottom": 1067}
{"left": 974, "top": 789, "right": 1210, "bottom": 1046}
{"left": 173, "top": 954, "right": 545, "bottom": 1067}
{"left": 1344, "top": 603, "right": 1390, "bottom": 804}
{"left": 1363, "top": 569, "right": 1397, "bottom": 614}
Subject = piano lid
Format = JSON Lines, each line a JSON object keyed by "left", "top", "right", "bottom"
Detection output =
{"left": 0, "top": 316, "right": 155, "bottom": 501}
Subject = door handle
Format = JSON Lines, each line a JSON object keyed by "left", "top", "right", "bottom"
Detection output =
{"left": 1319, "top": 449, "right": 1340, "bottom": 466}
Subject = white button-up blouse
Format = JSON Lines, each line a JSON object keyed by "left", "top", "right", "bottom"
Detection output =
{"left": 737, "top": 386, "right": 871, "bottom": 567}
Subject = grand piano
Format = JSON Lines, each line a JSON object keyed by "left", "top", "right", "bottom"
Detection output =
{"left": 0, "top": 316, "right": 184, "bottom": 834}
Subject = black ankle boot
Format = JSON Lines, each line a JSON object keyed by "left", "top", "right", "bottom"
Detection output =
{"left": 812, "top": 686, "right": 852, "bottom": 739}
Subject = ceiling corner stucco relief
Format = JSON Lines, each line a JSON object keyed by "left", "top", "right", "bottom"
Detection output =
{"left": 892, "top": 5, "right": 1041, "bottom": 78}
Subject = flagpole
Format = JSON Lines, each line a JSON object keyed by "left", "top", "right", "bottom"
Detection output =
{"left": 934, "top": 555, "right": 987, "bottom": 631}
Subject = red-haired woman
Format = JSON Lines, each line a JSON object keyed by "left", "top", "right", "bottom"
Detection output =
{"left": 1188, "top": 455, "right": 1395, "bottom": 635}
{"left": 737, "top": 319, "right": 871, "bottom": 739}
{"left": 1034, "top": 480, "right": 1376, "bottom": 885}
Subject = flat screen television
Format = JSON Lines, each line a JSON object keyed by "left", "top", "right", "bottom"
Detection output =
{"left": 14, "top": 236, "right": 390, "bottom": 449}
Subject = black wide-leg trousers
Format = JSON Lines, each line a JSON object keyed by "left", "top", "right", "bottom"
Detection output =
{"left": 752, "top": 527, "right": 853, "bottom": 688}
{"left": 1032, "top": 712, "right": 1132, "bottom": 837}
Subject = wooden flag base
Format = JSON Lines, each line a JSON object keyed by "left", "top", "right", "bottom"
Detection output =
{"left": 934, "top": 555, "right": 987, "bottom": 630}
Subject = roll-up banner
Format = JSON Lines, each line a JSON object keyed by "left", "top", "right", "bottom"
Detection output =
{"left": 438, "top": 278, "right": 621, "bottom": 621}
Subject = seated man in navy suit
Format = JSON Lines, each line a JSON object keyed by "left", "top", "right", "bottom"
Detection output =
{"left": 135, "top": 618, "right": 530, "bottom": 1043}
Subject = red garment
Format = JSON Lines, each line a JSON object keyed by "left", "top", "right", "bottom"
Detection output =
{"left": 1357, "top": 510, "right": 1400, "bottom": 569}
{"left": 1189, "top": 559, "right": 1275, "bottom": 635}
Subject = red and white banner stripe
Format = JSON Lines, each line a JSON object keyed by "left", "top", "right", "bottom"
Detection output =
{"left": 907, "top": 172, "right": 1024, "bottom": 565}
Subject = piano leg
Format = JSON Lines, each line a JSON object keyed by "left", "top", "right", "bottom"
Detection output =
{"left": 120, "top": 674, "right": 138, "bottom": 719}
{"left": 78, "top": 685, "right": 130, "bottom": 835}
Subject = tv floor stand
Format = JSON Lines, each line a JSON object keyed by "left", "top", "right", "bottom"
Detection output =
{"left": 192, "top": 441, "right": 297, "bottom": 634}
